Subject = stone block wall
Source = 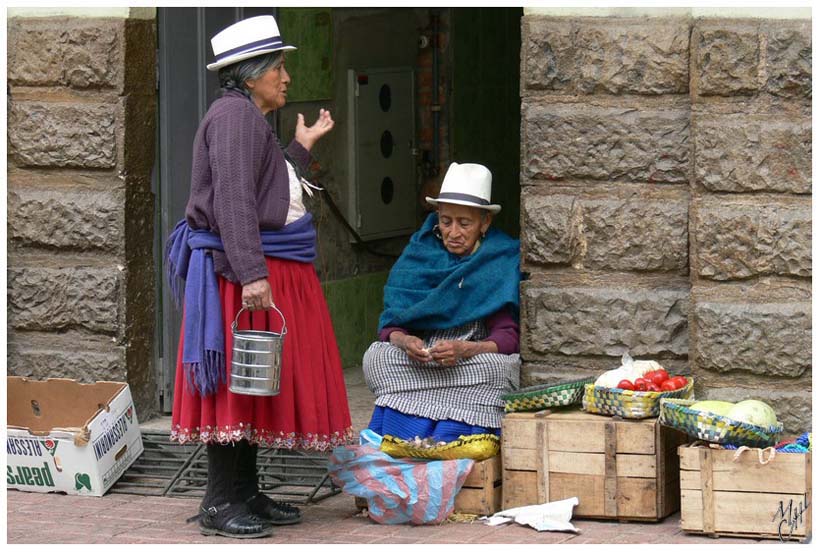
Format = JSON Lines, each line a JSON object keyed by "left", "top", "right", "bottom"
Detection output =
{"left": 689, "top": 18, "right": 811, "bottom": 434}
{"left": 6, "top": 16, "right": 158, "bottom": 418}
{"left": 519, "top": 14, "right": 811, "bottom": 433}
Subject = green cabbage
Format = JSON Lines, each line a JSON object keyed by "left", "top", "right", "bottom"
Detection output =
{"left": 725, "top": 400, "right": 779, "bottom": 427}
{"left": 689, "top": 400, "right": 735, "bottom": 417}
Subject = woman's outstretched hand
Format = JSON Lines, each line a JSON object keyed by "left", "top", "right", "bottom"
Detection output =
{"left": 241, "top": 278, "right": 274, "bottom": 311}
{"left": 295, "top": 108, "right": 334, "bottom": 151}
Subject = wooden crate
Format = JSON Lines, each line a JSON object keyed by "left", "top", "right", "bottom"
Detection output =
{"left": 501, "top": 409, "right": 687, "bottom": 521}
{"left": 679, "top": 445, "right": 812, "bottom": 541}
{"left": 353, "top": 455, "right": 502, "bottom": 516}
{"left": 453, "top": 454, "right": 502, "bottom": 515}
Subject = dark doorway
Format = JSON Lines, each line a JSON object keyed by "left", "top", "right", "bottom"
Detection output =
{"left": 451, "top": 7, "right": 522, "bottom": 237}
{"left": 153, "top": 7, "right": 523, "bottom": 413}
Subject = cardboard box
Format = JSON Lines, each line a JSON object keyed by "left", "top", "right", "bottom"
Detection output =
{"left": 679, "top": 445, "right": 812, "bottom": 541}
{"left": 7, "top": 377, "right": 144, "bottom": 497}
{"left": 501, "top": 409, "right": 687, "bottom": 521}
{"left": 453, "top": 454, "right": 502, "bottom": 516}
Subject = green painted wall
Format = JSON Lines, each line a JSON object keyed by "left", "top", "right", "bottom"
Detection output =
{"left": 322, "top": 271, "right": 390, "bottom": 368}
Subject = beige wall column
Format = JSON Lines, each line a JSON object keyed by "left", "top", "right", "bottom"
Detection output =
{"left": 7, "top": 9, "right": 159, "bottom": 417}
{"left": 518, "top": 7, "right": 811, "bottom": 433}
{"left": 688, "top": 16, "right": 811, "bottom": 433}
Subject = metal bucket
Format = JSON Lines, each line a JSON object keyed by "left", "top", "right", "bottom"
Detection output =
{"left": 229, "top": 305, "right": 287, "bottom": 396}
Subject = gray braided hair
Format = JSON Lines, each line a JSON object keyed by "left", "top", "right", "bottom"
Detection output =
{"left": 218, "top": 51, "right": 284, "bottom": 98}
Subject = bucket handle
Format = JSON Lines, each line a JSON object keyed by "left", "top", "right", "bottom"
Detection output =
{"left": 232, "top": 304, "right": 287, "bottom": 336}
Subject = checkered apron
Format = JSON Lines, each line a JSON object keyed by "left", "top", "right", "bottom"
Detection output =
{"left": 363, "top": 321, "right": 521, "bottom": 429}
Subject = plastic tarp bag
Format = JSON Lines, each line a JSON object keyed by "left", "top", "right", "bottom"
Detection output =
{"left": 328, "top": 444, "right": 474, "bottom": 525}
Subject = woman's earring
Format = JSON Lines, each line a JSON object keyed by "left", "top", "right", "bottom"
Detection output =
{"left": 481, "top": 230, "right": 487, "bottom": 240}
{"left": 433, "top": 226, "right": 443, "bottom": 240}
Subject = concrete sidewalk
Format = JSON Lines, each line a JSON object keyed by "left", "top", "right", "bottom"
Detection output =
{"left": 6, "top": 488, "right": 775, "bottom": 545}
{"left": 6, "top": 368, "right": 775, "bottom": 545}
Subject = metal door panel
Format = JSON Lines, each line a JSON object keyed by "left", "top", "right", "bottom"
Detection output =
{"left": 348, "top": 67, "right": 417, "bottom": 241}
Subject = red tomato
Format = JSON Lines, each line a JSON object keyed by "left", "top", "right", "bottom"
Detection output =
{"left": 617, "top": 379, "right": 635, "bottom": 391}
{"left": 643, "top": 370, "right": 657, "bottom": 380}
{"left": 648, "top": 370, "right": 669, "bottom": 386}
{"left": 660, "top": 379, "right": 678, "bottom": 392}
{"left": 633, "top": 378, "right": 649, "bottom": 391}
{"left": 645, "top": 382, "right": 661, "bottom": 392}
{"left": 671, "top": 376, "right": 688, "bottom": 389}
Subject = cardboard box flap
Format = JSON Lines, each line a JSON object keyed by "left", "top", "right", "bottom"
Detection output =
{"left": 7, "top": 377, "right": 127, "bottom": 436}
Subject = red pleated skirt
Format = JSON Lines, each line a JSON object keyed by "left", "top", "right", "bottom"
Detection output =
{"left": 171, "top": 257, "right": 354, "bottom": 451}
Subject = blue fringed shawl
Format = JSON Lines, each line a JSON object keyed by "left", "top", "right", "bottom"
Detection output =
{"left": 378, "top": 213, "right": 520, "bottom": 332}
{"left": 165, "top": 213, "right": 317, "bottom": 396}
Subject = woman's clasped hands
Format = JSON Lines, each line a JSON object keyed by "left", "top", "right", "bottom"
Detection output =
{"left": 392, "top": 333, "right": 470, "bottom": 367}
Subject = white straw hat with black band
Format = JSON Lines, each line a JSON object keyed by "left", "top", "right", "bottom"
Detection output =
{"left": 425, "top": 162, "right": 501, "bottom": 214}
{"left": 207, "top": 15, "right": 297, "bottom": 72}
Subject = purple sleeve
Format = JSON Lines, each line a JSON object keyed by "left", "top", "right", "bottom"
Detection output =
{"left": 483, "top": 308, "right": 520, "bottom": 354}
{"left": 379, "top": 326, "right": 408, "bottom": 342}
{"left": 285, "top": 139, "right": 312, "bottom": 174}
{"left": 208, "top": 107, "right": 270, "bottom": 286}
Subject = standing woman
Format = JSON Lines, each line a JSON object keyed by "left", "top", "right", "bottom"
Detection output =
{"left": 165, "top": 16, "right": 353, "bottom": 539}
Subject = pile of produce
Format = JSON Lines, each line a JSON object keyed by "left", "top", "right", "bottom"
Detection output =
{"left": 659, "top": 396, "right": 784, "bottom": 448}
{"left": 688, "top": 399, "right": 779, "bottom": 428}
{"left": 593, "top": 353, "right": 687, "bottom": 392}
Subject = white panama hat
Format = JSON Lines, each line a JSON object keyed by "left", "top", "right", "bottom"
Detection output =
{"left": 207, "top": 15, "right": 297, "bottom": 72}
{"left": 426, "top": 162, "right": 501, "bottom": 214}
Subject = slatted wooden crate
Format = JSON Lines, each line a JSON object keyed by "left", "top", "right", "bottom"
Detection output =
{"left": 353, "top": 454, "right": 502, "bottom": 516}
{"left": 679, "top": 445, "right": 812, "bottom": 541}
{"left": 501, "top": 409, "right": 687, "bottom": 521}
{"left": 453, "top": 454, "right": 502, "bottom": 515}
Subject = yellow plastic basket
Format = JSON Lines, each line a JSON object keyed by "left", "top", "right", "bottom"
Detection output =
{"left": 582, "top": 378, "right": 694, "bottom": 419}
{"left": 380, "top": 433, "right": 500, "bottom": 461}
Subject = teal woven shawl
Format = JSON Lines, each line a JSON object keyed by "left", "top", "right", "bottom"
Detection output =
{"left": 378, "top": 212, "right": 520, "bottom": 331}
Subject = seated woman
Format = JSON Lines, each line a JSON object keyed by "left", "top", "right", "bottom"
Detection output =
{"left": 363, "top": 162, "right": 521, "bottom": 443}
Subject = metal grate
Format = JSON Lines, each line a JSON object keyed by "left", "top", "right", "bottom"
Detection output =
{"left": 110, "top": 430, "right": 202, "bottom": 496}
{"left": 110, "top": 430, "right": 340, "bottom": 503}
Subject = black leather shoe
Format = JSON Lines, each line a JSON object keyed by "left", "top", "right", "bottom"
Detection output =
{"left": 187, "top": 502, "right": 274, "bottom": 539}
{"left": 247, "top": 493, "right": 302, "bottom": 525}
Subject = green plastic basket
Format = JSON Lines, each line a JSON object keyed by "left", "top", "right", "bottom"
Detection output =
{"left": 502, "top": 377, "right": 595, "bottom": 413}
{"left": 581, "top": 378, "right": 694, "bottom": 419}
{"left": 659, "top": 398, "right": 783, "bottom": 448}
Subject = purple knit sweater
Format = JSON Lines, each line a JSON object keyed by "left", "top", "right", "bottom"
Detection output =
{"left": 185, "top": 89, "right": 312, "bottom": 284}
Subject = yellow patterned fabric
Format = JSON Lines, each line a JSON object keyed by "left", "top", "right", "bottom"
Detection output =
{"left": 582, "top": 379, "right": 694, "bottom": 419}
{"left": 380, "top": 434, "right": 500, "bottom": 461}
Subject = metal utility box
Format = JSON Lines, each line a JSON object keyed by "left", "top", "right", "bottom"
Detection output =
{"left": 346, "top": 68, "right": 417, "bottom": 241}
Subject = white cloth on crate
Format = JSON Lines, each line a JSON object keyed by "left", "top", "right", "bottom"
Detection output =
{"left": 362, "top": 320, "right": 520, "bottom": 429}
